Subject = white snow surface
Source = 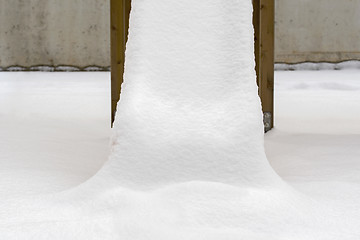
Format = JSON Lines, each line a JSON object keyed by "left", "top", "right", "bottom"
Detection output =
{"left": 0, "top": 72, "right": 111, "bottom": 198}
{"left": 0, "top": 0, "right": 360, "bottom": 239}
{"left": 102, "top": 0, "right": 276, "bottom": 189}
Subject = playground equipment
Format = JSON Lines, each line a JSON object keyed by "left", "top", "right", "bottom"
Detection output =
{"left": 110, "top": 0, "right": 274, "bottom": 131}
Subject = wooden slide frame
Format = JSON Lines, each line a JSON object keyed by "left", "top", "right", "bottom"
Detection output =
{"left": 111, "top": 0, "right": 274, "bottom": 131}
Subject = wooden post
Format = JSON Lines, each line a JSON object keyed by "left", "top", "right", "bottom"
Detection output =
{"left": 253, "top": 0, "right": 275, "bottom": 132}
{"left": 110, "top": 0, "right": 131, "bottom": 125}
{"left": 253, "top": 0, "right": 261, "bottom": 88}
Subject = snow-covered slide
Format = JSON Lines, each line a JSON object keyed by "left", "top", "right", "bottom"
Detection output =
{"left": 99, "top": 0, "right": 279, "bottom": 189}
{"left": 0, "top": 0, "right": 359, "bottom": 239}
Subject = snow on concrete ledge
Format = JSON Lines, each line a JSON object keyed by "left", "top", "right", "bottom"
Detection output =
{"left": 0, "top": 65, "right": 110, "bottom": 72}
{"left": 275, "top": 60, "right": 360, "bottom": 71}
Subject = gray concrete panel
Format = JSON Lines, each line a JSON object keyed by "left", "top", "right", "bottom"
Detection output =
{"left": 0, "top": 0, "right": 109, "bottom": 68}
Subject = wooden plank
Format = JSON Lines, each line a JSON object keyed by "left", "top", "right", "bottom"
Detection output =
{"left": 259, "top": 0, "right": 275, "bottom": 132}
{"left": 110, "top": 0, "right": 131, "bottom": 125}
{"left": 253, "top": 0, "right": 261, "bottom": 87}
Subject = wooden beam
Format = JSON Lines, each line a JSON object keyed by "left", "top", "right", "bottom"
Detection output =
{"left": 253, "top": 0, "right": 261, "bottom": 88}
{"left": 260, "top": 0, "right": 275, "bottom": 132}
{"left": 254, "top": 0, "right": 275, "bottom": 132}
{"left": 110, "top": 0, "right": 131, "bottom": 125}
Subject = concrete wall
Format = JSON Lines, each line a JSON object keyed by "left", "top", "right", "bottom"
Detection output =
{"left": 0, "top": 0, "right": 359, "bottom": 68}
{"left": 275, "top": 0, "right": 360, "bottom": 63}
{"left": 0, "top": 0, "right": 109, "bottom": 69}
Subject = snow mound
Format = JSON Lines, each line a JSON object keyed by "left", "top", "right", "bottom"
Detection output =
{"left": 0, "top": 0, "right": 359, "bottom": 239}
{"left": 100, "top": 0, "right": 278, "bottom": 189}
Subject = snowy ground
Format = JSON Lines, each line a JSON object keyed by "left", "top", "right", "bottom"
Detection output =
{"left": 1, "top": 70, "right": 359, "bottom": 199}
{"left": 0, "top": 72, "right": 110, "bottom": 198}
{"left": 268, "top": 70, "right": 360, "bottom": 201}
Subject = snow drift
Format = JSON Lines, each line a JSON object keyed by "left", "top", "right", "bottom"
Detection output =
{"left": 99, "top": 0, "right": 279, "bottom": 189}
{"left": 0, "top": 0, "right": 359, "bottom": 239}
